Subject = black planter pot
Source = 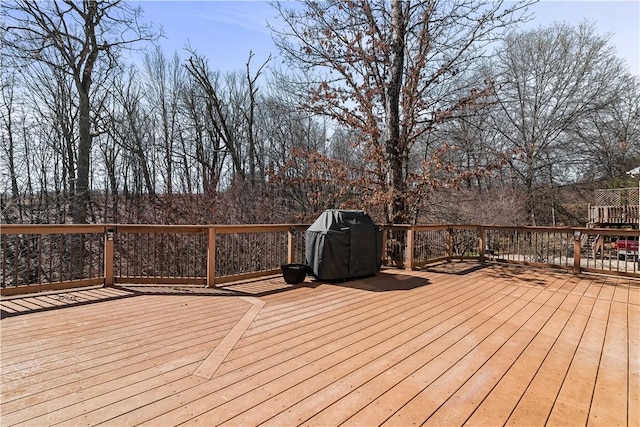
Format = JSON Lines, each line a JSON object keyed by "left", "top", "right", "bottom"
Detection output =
{"left": 281, "top": 264, "right": 307, "bottom": 284}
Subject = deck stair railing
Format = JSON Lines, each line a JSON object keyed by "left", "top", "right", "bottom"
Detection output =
{"left": 1, "top": 223, "right": 638, "bottom": 296}
{"left": 580, "top": 233, "right": 603, "bottom": 258}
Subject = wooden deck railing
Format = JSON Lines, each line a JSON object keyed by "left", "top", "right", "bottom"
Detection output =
{"left": 1, "top": 224, "right": 307, "bottom": 296}
{"left": 1, "top": 223, "right": 638, "bottom": 295}
{"left": 589, "top": 205, "right": 639, "bottom": 224}
{"left": 407, "top": 225, "right": 638, "bottom": 277}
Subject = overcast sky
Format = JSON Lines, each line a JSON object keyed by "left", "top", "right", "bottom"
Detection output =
{"left": 133, "top": 0, "right": 640, "bottom": 76}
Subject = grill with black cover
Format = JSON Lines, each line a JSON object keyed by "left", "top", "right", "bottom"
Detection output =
{"left": 305, "top": 209, "right": 382, "bottom": 281}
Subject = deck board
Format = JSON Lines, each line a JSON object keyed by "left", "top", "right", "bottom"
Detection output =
{"left": 1, "top": 263, "right": 638, "bottom": 426}
{"left": 588, "top": 300, "right": 629, "bottom": 426}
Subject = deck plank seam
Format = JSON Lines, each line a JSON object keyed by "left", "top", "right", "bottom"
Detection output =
{"left": 586, "top": 295, "right": 616, "bottom": 425}
{"left": 193, "top": 296, "right": 265, "bottom": 379}
{"left": 0, "top": 298, "right": 246, "bottom": 368}
{"left": 0, "top": 298, "right": 249, "bottom": 404}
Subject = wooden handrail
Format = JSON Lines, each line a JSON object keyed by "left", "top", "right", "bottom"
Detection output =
{"left": 1, "top": 223, "right": 638, "bottom": 296}
{"left": 0, "top": 223, "right": 310, "bottom": 234}
{"left": 0, "top": 224, "right": 106, "bottom": 234}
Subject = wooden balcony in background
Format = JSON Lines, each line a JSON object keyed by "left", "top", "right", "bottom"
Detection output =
{"left": 590, "top": 187, "right": 639, "bottom": 225}
{"left": 589, "top": 205, "right": 639, "bottom": 225}
{"left": 1, "top": 262, "right": 638, "bottom": 426}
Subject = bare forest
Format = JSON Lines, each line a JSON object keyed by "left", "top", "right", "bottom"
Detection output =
{"left": 2, "top": 0, "right": 639, "bottom": 227}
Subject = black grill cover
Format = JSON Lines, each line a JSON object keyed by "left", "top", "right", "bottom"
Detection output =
{"left": 305, "top": 210, "right": 383, "bottom": 281}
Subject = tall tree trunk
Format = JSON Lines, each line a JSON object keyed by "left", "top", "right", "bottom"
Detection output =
{"left": 385, "top": 0, "right": 408, "bottom": 224}
{"left": 4, "top": 107, "right": 20, "bottom": 201}
{"left": 73, "top": 90, "right": 92, "bottom": 224}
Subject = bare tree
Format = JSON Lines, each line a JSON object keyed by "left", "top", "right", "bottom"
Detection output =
{"left": 244, "top": 51, "right": 271, "bottom": 187}
{"left": 271, "top": 0, "right": 532, "bottom": 223}
{"left": 184, "top": 53, "right": 246, "bottom": 185}
{"left": 571, "top": 73, "right": 640, "bottom": 181}
{"left": 179, "top": 83, "right": 226, "bottom": 194}
{"left": 184, "top": 50, "right": 270, "bottom": 189}
{"left": 22, "top": 62, "right": 78, "bottom": 219}
{"left": 486, "top": 22, "right": 627, "bottom": 224}
{"left": 0, "top": 71, "right": 20, "bottom": 201}
{"left": 143, "top": 47, "right": 184, "bottom": 195}
{"left": 256, "top": 84, "right": 335, "bottom": 219}
{"left": 2, "top": 0, "right": 158, "bottom": 223}
{"left": 107, "top": 68, "right": 156, "bottom": 197}
{"left": 98, "top": 130, "right": 122, "bottom": 222}
{"left": 1, "top": 62, "right": 77, "bottom": 223}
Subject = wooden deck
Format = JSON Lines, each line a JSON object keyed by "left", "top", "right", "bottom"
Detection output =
{"left": 1, "top": 262, "right": 638, "bottom": 426}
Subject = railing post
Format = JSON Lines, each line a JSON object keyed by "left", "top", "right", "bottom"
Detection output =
{"left": 104, "top": 227, "right": 115, "bottom": 286}
{"left": 381, "top": 227, "right": 387, "bottom": 267}
{"left": 478, "top": 226, "right": 485, "bottom": 263}
{"left": 447, "top": 227, "right": 453, "bottom": 260}
{"left": 287, "top": 229, "right": 295, "bottom": 264}
{"left": 573, "top": 230, "right": 582, "bottom": 274}
{"left": 406, "top": 227, "right": 415, "bottom": 270}
{"left": 207, "top": 226, "right": 217, "bottom": 288}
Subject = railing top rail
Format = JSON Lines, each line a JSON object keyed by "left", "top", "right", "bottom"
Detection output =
{"left": 385, "top": 224, "right": 634, "bottom": 234}
{"left": 1, "top": 223, "right": 638, "bottom": 236}
{"left": 410, "top": 224, "right": 478, "bottom": 231}
{"left": 213, "top": 224, "right": 309, "bottom": 234}
{"left": 483, "top": 225, "right": 579, "bottom": 233}
{"left": 573, "top": 227, "right": 640, "bottom": 236}
{"left": 383, "top": 224, "right": 478, "bottom": 231}
{"left": 0, "top": 223, "right": 311, "bottom": 235}
{"left": 113, "top": 225, "right": 207, "bottom": 234}
{"left": 383, "top": 224, "right": 413, "bottom": 230}
{"left": 0, "top": 224, "right": 106, "bottom": 235}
